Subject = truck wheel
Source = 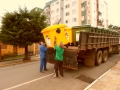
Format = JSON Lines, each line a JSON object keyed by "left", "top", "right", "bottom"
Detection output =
{"left": 102, "top": 50, "right": 108, "bottom": 63}
{"left": 95, "top": 50, "right": 102, "bottom": 65}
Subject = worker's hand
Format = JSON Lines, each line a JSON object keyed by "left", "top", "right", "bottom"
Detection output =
{"left": 54, "top": 36, "right": 57, "bottom": 45}
{"left": 54, "top": 36, "right": 57, "bottom": 40}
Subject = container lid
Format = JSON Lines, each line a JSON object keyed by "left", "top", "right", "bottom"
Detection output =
{"left": 41, "top": 24, "right": 66, "bottom": 33}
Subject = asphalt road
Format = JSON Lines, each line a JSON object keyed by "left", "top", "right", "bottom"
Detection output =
{"left": 0, "top": 53, "right": 120, "bottom": 90}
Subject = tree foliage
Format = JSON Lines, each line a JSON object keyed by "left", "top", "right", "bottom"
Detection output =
{"left": 108, "top": 24, "right": 120, "bottom": 30}
{"left": 0, "top": 7, "right": 47, "bottom": 60}
{"left": 0, "top": 7, "right": 47, "bottom": 46}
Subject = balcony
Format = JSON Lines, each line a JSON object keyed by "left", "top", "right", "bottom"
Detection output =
{"left": 82, "top": 1, "right": 86, "bottom": 7}
{"left": 82, "top": 10, "right": 86, "bottom": 16}
{"left": 97, "top": 19, "right": 104, "bottom": 27}
{"left": 82, "top": 19, "right": 86, "bottom": 25}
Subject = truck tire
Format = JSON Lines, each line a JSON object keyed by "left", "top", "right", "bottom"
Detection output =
{"left": 95, "top": 50, "right": 102, "bottom": 65}
{"left": 102, "top": 50, "right": 108, "bottom": 63}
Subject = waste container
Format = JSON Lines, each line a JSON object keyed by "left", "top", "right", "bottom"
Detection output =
{"left": 72, "top": 24, "right": 97, "bottom": 42}
{"left": 41, "top": 24, "right": 69, "bottom": 48}
{"left": 64, "top": 27, "right": 73, "bottom": 43}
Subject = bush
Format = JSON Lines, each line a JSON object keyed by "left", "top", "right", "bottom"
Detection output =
{"left": 1, "top": 52, "right": 18, "bottom": 59}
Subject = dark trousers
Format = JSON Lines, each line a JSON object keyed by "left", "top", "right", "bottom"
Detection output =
{"left": 54, "top": 60, "right": 63, "bottom": 77}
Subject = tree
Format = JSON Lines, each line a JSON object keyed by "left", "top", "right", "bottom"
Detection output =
{"left": 0, "top": 7, "right": 47, "bottom": 60}
{"left": 108, "top": 24, "right": 113, "bottom": 29}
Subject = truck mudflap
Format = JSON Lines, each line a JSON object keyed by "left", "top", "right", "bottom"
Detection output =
{"left": 46, "top": 48, "right": 78, "bottom": 70}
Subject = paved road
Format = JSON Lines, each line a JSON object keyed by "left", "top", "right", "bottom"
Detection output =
{"left": 0, "top": 53, "right": 120, "bottom": 90}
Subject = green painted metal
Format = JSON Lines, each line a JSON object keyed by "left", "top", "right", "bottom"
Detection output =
{"left": 71, "top": 24, "right": 120, "bottom": 43}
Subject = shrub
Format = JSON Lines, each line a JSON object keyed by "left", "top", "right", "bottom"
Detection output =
{"left": 1, "top": 52, "right": 18, "bottom": 59}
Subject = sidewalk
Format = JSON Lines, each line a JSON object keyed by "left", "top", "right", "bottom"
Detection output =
{"left": 0, "top": 55, "right": 40, "bottom": 67}
{"left": 84, "top": 61, "right": 120, "bottom": 90}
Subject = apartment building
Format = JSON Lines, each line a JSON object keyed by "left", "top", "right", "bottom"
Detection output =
{"left": 44, "top": 0, "right": 108, "bottom": 28}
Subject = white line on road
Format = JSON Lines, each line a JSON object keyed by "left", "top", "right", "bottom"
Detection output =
{"left": 3, "top": 73, "right": 54, "bottom": 90}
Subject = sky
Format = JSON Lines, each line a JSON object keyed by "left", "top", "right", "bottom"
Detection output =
{"left": 0, "top": 0, "right": 120, "bottom": 26}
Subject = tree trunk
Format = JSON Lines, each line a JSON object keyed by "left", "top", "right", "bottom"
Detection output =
{"left": 13, "top": 45, "right": 17, "bottom": 54}
{"left": 23, "top": 45, "right": 31, "bottom": 61}
{"left": 0, "top": 46, "right": 1, "bottom": 61}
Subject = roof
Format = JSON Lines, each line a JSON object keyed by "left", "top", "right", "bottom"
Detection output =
{"left": 44, "top": 0, "right": 58, "bottom": 9}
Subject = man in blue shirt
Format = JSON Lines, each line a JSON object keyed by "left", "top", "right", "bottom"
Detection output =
{"left": 39, "top": 41, "right": 48, "bottom": 73}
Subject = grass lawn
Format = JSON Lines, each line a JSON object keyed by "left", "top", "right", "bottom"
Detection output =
{"left": 1, "top": 55, "right": 25, "bottom": 62}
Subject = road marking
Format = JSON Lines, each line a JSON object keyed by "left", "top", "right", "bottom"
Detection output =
{"left": 3, "top": 73, "right": 54, "bottom": 90}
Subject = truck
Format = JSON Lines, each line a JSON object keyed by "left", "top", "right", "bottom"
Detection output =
{"left": 41, "top": 24, "right": 120, "bottom": 70}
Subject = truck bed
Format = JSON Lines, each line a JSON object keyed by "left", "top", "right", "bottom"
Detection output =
{"left": 79, "top": 32, "right": 119, "bottom": 50}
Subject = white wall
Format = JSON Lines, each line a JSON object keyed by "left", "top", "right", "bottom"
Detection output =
{"left": 50, "top": 0, "right": 61, "bottom": 25}
{"left": 103, "top": 1, "right": 108, "bottom": 28}
{"left": 63, "top": 0, "right": 79, "bottom": 27}
{"left": 91, "top": 0, "right": 97, "bottom": 27}
{"left": 44, "top": 0, "right": 108, "bottom": 27}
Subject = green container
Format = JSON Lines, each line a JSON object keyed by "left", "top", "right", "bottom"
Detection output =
{"left": 72, "top": 24, "right": 97, "bottom": 42}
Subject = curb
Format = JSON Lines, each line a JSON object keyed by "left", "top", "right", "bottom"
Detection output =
{"left": 84, "top": 69, "right": 111, "bottom": 90}
{"left": 84, "top": 60, "right": 120, "bottom": 90}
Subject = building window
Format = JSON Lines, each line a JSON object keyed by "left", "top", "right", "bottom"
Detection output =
{"left": 66, "top": 19, "right": 70, "bottom": 23}
{"left": 65, "top": 4, "right": 70, "bottom": 8}
{"left": 72, "top": 9, "right": 76, "bottom": 14}
{"left": 66, "top": 12, "right": 69, "bottom": 16}
{"left": 72, "top": 1, "right": 76, "bottom": 6}
{"left": 72, "top": 18, "right": 77, "bottom": 22}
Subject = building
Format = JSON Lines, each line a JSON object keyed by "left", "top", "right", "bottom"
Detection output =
{"left": 44, "top": 0, "right": 108, "bottom": 28}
